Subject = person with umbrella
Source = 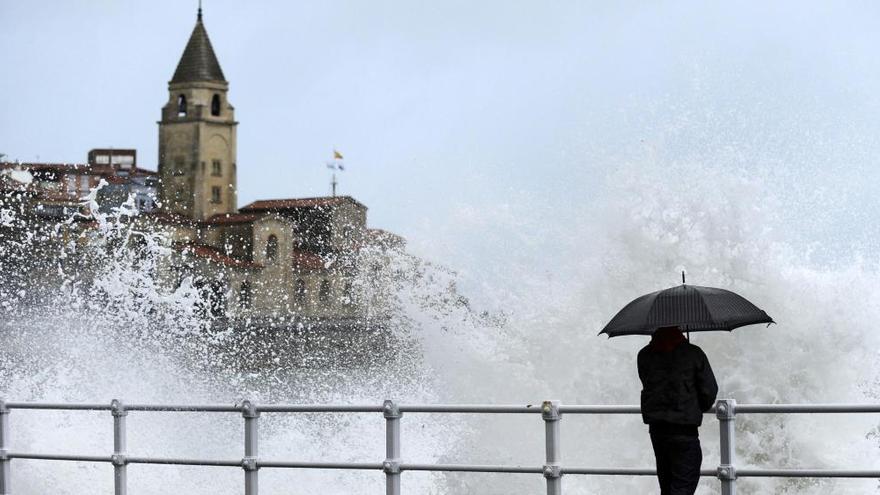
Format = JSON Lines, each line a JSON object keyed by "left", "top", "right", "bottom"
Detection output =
{"left": 600, "top": 273, "right": 773, "bottom": 495}
{"left": 638, "top": 325, "right": 717, "bottom": 494}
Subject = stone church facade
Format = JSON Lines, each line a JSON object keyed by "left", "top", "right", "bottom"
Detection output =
{"left": 139, "top": 10, "right": 403, "bottom": 327}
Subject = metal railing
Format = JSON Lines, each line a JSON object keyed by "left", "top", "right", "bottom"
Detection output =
{"left": 0, "top": 398, "right": 878, "bottom": 495}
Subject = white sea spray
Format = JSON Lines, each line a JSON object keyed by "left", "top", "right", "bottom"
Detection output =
{"left": 1, "top": 160, "right": 879, "bottom": 494}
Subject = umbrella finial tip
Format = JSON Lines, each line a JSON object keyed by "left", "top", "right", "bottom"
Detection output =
{"left": 682, "top": 270, "right": 686, "bottom": 284}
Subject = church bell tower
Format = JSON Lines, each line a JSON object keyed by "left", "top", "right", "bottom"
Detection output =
{"left": 158, "top": 7, "right": 237, "bottom": 220}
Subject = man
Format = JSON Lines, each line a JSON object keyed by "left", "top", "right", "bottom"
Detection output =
{"left": 638, "top": 326, "right": 718, "bottom": 495}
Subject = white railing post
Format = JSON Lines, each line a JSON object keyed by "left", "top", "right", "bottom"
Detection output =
{"left": 0, "top": 399, "right": 9, "bottom": 495}
{"left": 383, "top": 399, "right": 402, "bottom": 495}
{"left": 242, "top": 400, "right": 259, "bottom": 495}
{"left": 542, "top": 400, "right": 562, "bottom": 495}
{"left": 716, "top": 399, "right": 737, "bottom": 495}
{"left": 110, "top": 399, "right": 128, "bottom": 495}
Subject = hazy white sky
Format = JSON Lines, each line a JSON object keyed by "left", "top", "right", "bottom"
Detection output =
{"left": 3, "top": 1, "right": 880, "bottom": 267}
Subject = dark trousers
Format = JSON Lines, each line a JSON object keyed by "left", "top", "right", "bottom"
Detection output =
{"left": 649, "top": 433, "right": 702, "bottom": 495}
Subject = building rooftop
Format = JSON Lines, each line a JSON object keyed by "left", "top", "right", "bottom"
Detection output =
{"left": 0, "top": 162, "right": 156, "bottom": 176}
{"left": 240, "top": 196, "right": 366, "bottom": 212}
{"left": 171, "top": 11, "right": 226, "bottom": 84}
{"left": 0, "top": 162, "right": 88, "bottom": 171}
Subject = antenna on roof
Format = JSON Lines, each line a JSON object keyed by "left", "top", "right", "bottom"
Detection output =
{"left": 197, "top": 0, "right": 203, "bottom": 21}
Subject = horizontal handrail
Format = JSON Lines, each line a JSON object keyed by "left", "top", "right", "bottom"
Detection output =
{"left": 401, "top": 463, "right": 543, "bottom": 474}
{"left": 4, "top": 402, "right": 112, "bottom": 411}
{"left": 7, "top": 452, "right": 877, "bottom": 478}
{"left": 256, "top": 461, "right": 384, "bottom": 470}
{"left": 558, "top": 405, "right": 641, "bottom": 414}
{"left": 734, "top": 404, "right": 880, "bottom": 414}
{"left": 6, "top": 401, "right": 880, "bottom": 414}
{"left": 256, "top": 404, "right": 384, "bottom": 413}
{"left": 398, "top": 404, "right": 541, "bottom": 413}
{"left": 2, "top": 399, "right": 879, "bottom": 495}
{"left": 6, "top": 453, "right": 113, "bottom": 463}
{"left": 125, "top": 404, "right": 244, "bottom": 412}
{"left": 736, "top": 469, "right": 880, "bottom": 478}
{"left": 126, "top": 456, "right": 242, "bottom": 467}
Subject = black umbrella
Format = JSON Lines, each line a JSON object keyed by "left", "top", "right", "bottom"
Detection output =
{"left": 599, "top": 273, "right": 773, "bottom": 337}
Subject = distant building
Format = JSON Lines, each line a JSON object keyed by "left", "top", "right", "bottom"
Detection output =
{"left": 140, "top": 9, "right": 403, "bottom": 327}
{"left": 88, "top": 149, "right": 137, "bottom": 170}
{"left": 0, "top": 149, "right": 157, "bottom": 219}
{"left": 0, "top": 8, "right": 403, "bottom": 329}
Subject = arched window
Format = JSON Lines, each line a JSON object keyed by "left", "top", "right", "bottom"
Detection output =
{"left": 265, "top": 235, "right": 278, "bottom": 261}
{"left": 211, "top": 94, "right": 221, "bottom": 116}
{"left": 177, "top": 94, "right": 187, "bottom": 116}
{"left": 319, "top": 280, "right": 331, "bottom": 304}
{"left": 295, "top": 279, "right": 306, "bottom": 304}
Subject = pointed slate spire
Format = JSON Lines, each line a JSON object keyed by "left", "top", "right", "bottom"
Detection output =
{"left": 171, "top": 7, "right": 226, "bottom": 83}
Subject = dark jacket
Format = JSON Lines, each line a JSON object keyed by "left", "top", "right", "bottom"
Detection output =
{"left": 637, "top": 338, "right": 718, "bottom": 428}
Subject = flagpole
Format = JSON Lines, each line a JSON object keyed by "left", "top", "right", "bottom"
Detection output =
{"left": 327, "top": 149, "right": 344, "bottom": 197}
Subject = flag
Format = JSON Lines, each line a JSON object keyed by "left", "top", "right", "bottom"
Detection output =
{"left": 333, "top": 149, "right": 344, "bottom": 160}
{"left": 326, "top": 162, "right": 337, "bottom": 170}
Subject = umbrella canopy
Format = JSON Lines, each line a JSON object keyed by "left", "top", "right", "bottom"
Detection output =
{"left": 599, "top": 284, "right": 773, "bottom": 337}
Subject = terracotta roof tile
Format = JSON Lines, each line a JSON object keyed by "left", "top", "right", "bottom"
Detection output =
{"left": 0, "top": 162, "right": 89, "bottom": 171}
{"left": 241, "top": 196, "right": 365, "bottom": 211}
{"left": 0, "top": 162, "right": 156, "bottom": 176}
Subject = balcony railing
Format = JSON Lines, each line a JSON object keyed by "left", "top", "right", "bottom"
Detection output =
{"left": 0, "top": 398, "right": 878, "bottom": 495}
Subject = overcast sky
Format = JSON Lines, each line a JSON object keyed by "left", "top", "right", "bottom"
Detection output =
{"left": 3, "top": 1, "right": 880, "bottom": 275}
